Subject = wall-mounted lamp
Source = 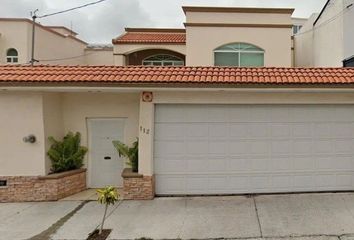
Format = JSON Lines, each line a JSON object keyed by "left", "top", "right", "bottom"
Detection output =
{"left": 23, "top": 134, "right": 36, "bottom": 143}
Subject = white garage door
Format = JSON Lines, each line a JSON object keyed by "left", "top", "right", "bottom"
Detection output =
{"left": 154, "top": 104, "right": 354, "bottom": 195}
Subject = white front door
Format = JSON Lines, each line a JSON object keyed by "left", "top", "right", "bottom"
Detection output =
{"left": 154, "top": 104, "right": 354, "bottom": 195}
{"left": 88, "top": 118, "right": 125, "bottom": 188}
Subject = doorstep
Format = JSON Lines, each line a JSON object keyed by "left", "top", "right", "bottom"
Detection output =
{"left": 60, "top": 188, "right": 123, "bottom": 201}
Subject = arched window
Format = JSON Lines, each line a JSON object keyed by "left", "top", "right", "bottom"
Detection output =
{"left": 214, "top": 43, "right": 264, "bottom": 67}
{"left": 142, "top": 54, "right": 184, "bottom": 66}
{"left": 6, "top": 48, "right": 18, "bottom": 63}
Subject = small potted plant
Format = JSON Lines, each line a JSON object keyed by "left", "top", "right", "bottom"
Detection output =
{"left": 112, "top": 139, "right": 138, "bottom": 172}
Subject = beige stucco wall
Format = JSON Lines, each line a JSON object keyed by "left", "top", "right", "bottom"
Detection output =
{"left": 0, "top": 21, "right": 30, "bottom": 64}
{"left": 0, "top": 20, "right": 88, "bottom": 65}
{"left": 113, "top": 44, "right": 186, "bottom": 66}
{"left": 186, "top": 26, "right": 292, "bottom": 66}
{"left": 343, "top": 0, "right": 354, "bottom": 60}
{"left": 61, "top": 92, "right": 140, "bottom": 168}
{"left": 294, "top": 14, "right": 318, "bottom": 67}
{"left": 313, "top": 0, "right": 344, "bottom": 67}
{"left": 33, "top": 23, "right": 87, "bottom": 65}
{"left": 185, "top": 10, "right": 293, "bottom": 66}
{"left": 0, "top": 92, "right": 46, "bottom": 176}
{"left": 186, "top": 11, "right": 292, "bottom": 25}
{"left": 42, "top": 93, "right": 64, "bottom": 174}
{"left": 3, "top": 89, "right": 354, "bottom": 179}
{"left": 84, "top": 49, "right": 114, "bottom": 65}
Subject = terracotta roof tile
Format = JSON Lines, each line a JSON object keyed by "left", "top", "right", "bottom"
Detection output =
{"left": 0, "top": 65, "right": 354, "bottom": 86}
{"left": 113, "top": 32, "right": 186, "bottom": 44}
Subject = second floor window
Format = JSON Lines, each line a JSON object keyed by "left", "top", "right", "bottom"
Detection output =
{"left": 214, "top": 43, "right": 264, "bottom": 67}
{"left": 142, "top": 54, "right": 184, "bottom": 66}
{"left": 6, "top": 48, "right": 18, "bottom": 63}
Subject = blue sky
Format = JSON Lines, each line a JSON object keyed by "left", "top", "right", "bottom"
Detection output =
{"left": 0, "top": 0, "right": 328, "bottom": 43}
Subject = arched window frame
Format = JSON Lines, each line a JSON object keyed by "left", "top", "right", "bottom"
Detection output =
{"left": 6, "top": 48, "right": 19, "bottom": 63}
{"left": 142, "top": 54, "right": 184, "bottom": 66}
{"left": 214, "top": 43, "right": 264, "bottom": 67}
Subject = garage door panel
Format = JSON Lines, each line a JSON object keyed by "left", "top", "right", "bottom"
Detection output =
{"left": 272, "top": 157, "right": 293, "bottom": 171}
{"left": 209, "top": 141, "right": 229, "bottom": 154}
{"left": 293, "top": 157, "right": 316, "bottom": 170}
{"left": 229, "top": 123, "right": 249, "bottom": 137}
{"left": 187, "top": 123, "right": 209, "bottom": 137}
{"left": 155, "top": 105, "right": 187, "bottom": 122}
{"left": 250, "top": 141, "right": 270, "bottom": 154}
{"left": 336, "top": 174, "right": 353, "bottom": 187}
{"left": 313, "top": 123, "right": 331, "bottom": 137}
{"left": 187, "top": 159, "right": 210, "bottom": 172}
{"left": 251, "top": 158, "right": 269, "bottom": 171}
{"left": 207, "top": 106, "right": 230, "bottom": 122}
{"left": 332, "top": 123, "right": 354, "bottom": 137}
{"left": 229, "top": 140, "right": 251, "bottom": 154}
{"left": 154, "top": 104, "right": 354, "bottom": 195}
{"left": 293, "top": 123, "right": 313, "bottom": 137}
{"left": 154, "top": 141, "right": 185, "bottom": 156}
{"left": 154, "top": 123, "right": 186, "bottom": 140}
{"left": 271, "top": 123, "right": 291, "bottom": 137}
{"left": 186, "top": 141, "right": 209, "bottom": 154}
{"left": 271, "top": 140, "right": 292, "bottom": 154}
{"left": 334, "top": 139, "right": 354, "bottom": 154}
{"left": 229, "top": 158, "right": 250, "bottom": 171}
{"left": 293, "top": 140, "right": 313, "bottom": 154}
{"left": 209, "top": 123, "right": 229, "bottom": 137}
{"left": 313, "top": 140, "right": 333, "bottom": 153}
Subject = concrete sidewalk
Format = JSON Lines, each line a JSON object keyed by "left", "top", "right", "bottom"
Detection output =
{"left": 2, "top": 193, "right": 354, "bottom": 240}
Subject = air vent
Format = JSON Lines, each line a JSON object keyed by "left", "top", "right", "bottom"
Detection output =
{"left": 0, "top": 180, "right": 7, "bottom": 187}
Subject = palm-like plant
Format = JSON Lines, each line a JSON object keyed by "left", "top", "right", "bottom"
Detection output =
{"left": 112, "top": 139, "right": 138, "bottom": 172}
{"left": 97, "top": 186, "right": 119, "bottom": 235}
{"left": 47, "top": 132, "right": 88, "bottom": 173}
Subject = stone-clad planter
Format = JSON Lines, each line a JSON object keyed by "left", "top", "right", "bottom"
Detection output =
{"left": 0, "top": 168, "right": 86, "bottom": 202}
{"left": 121, "top": 168, "right": 155, "bottom": 200}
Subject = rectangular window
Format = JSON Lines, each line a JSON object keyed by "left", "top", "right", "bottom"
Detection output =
{"left": 240, "top": 52, "right": 264, "bottom": 67}
{"left": 215, "top": 52, "right": 239, "bottom": 66}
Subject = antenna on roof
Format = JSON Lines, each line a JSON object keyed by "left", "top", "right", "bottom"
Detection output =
{"left": 30, "top": 9, "right": 39, "bottom": 66}
{"left": 70, "top": 21, "right": 73, "bottom": 36}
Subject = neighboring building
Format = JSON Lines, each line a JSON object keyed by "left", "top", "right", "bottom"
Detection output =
{"left": 0, "top": 18, "right": 114, "bottom": 65}
{"left": 84, "top": 44, "right": 114, "bottom": 65}
{"left": 295, "top": 0, "right": 354, "bottom": 67}
{"left": 114, "top": 6, "right": 302, "bottom": 67}
{"left": 1, "top": 65, "right": 354, "bottom": 202}
{"left": 112, "top": 28, "right": 186, "bottom": 66}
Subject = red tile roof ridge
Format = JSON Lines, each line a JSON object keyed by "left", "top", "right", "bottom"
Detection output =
{"left": 0, "top": 65, "right": 353, "bottom": 85}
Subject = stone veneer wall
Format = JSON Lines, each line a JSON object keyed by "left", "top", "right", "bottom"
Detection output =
{"left": 121, "top": 168, "right": 155, "bottom": 200}
{"left": 0, "top": 169, "right": 86, "bottom": 202}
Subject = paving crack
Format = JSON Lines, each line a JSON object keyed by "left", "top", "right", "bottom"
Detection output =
{"left": 177, "top": 197, "right": 188, "bottom": 239}
{"left": 252, "top": 196, "right": 263, "bottom": 238}
{"left": 27, "top": 200, "right": 89, "bottom": 240}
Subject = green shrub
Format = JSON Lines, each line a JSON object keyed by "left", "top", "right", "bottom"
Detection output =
{"left": 47, "top": 132, "right": 88, "bottom": 173}
{"left": 112, "top": 139, "right": 138, "bottom": 172}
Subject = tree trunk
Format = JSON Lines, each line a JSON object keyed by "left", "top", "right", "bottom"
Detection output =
{"left": 99, "top": 204, "right": 108, "bottom": 235}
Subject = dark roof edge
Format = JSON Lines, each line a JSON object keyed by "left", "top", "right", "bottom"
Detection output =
{"left": 313, "top": 0, "right": 331, "bottom": 26}
{"left": 124, "top": 28, "right": 186, "bottom": 33}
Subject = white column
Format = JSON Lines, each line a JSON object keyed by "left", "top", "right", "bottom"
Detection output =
{"left": 138, "top": 94, "right": 154, "bottom": 176}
